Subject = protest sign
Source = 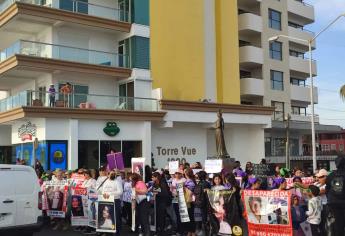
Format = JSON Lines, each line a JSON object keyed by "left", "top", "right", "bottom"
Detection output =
{"left": 43, "top": 180, "right": 68, "bottom": 218}
{"left": 207, "top": 189, "right": 243, "bottom": 236}
{"left": 243, "top": 190, "right": 292, "bottom": 236}
{"left": 71, "top": 187, "right": 88, "bottom": 226}
{"left": 252, "top": 164, "right": 275, "bottom": 177}
{"left": 192, "top": 169, "right": 202, "bottom": 175}
{"left": 235, "top": 177, "right": 242, "bottom": 187}
{"left": 88, "top": 188, "right": 98, "bottom": 228}
{"left": 205, "top": 160, "right": 222, "bottom": 174}
{"left": 285, "top": 177, "right": 314, "bottom": 188}
{"left": 71, "top": 173, "right": 85, "bottom": 187}
{"left": 96, "top": 195, "right": 116, "bottom": 233}
{"left": 176, "top": 182, "right": 190, "bottom": 223}
{"left": 169, "top": 161, "right": 179, "bottom": 174}
{"left": 132, "top": 157, "right": 145, "bottom": 177}
{"left": 107, "top": 152, "right": 125, "bottom": 170}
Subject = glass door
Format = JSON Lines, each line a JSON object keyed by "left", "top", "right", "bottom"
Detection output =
{"left": 72, "top": 85, "right": 88, "bottom": 108}
{"left": 118, "top": 82, "right": 134, "bottom": 110}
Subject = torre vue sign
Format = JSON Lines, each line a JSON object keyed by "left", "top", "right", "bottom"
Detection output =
{"left": 156, "top": 146, "right": 197, "bottom": 156}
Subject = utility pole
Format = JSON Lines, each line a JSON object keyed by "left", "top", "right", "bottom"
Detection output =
{"left": 285, "top": 114, "right": 291, "bottom": 169}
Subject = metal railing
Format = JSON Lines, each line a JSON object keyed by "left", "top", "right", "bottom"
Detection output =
{"left": 0, "top": 40, "right": 130, "bottom": 68}
{"left": 0, "top": 90, "right": 159, "bottom": 112}
{"left": 0, "top": 0, "right": 129, "bottom": 22}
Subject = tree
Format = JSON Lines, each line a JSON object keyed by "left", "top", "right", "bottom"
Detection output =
{"left": 340, "top": 85, "right": 345, "bottom": 100}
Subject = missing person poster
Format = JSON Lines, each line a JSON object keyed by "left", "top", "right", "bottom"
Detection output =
{"left": 207, "top": 189, "right": 236, "bottom": 236}
{"left": 71, "top": 173, "right": 85, "bottom": 187}
{"left": 176, "top": 182, "right": 190, "bottom": 223}
{"left": 243, "top": 190, "right": 292, "bottom": 236}
{"left": 88, "top": 188, "right": 98, "bottom": 228}
{"left": 71, "top": 187, "right": 88, "bottom": 226}
{"left": 44, "top": 180, "right": 68, "bottom": 218}
{"left": 131, "top": 157, "right": 145, "bottom": 177}
{"left": 96, "top": 195, "right": 116, "bottom": 233}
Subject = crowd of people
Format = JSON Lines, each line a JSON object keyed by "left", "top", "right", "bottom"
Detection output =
{"left": 29, "top": 156, "right": 345, "bottom": 236}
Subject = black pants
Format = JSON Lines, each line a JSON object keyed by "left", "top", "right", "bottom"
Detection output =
{"left": 49, "top": 96, "right": 55, "bottom": 107}
{"left": 156, "top": 201, "right": 167, "bottom": 233}
{"left": 310, "top": 223, "right": 321, "bottom": 236}
{"left": 137, "top": 200, "right": 151, "bottom": 236}
{"left": 329, "top": 205, "right": 345, "bottom": 236}
{"left": 173, "top": 203, "right": 183, "bottom": 234}
{"left": 123, "top": 201, "right": 132, "bottom": 226}
{"left": 114, "top": 199, "right": 121, "bottom": 236}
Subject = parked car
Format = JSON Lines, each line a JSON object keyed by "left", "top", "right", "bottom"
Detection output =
{"left": 0, "top": 164, "right": 43, "bottom": 236}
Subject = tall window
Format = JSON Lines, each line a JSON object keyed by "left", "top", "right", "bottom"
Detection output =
{"left": 272, "top": 101, "right": 284, "bottom": 120}
{"left": 271, "top": 70, "right": 284, "bottom": 90}
{"left": 269, "top": 9, "right": 281, "bottom": 30}
{"left": 269, "top": 41, "right": 282, "bottom": 60}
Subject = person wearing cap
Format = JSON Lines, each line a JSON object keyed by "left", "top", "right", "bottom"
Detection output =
{"left": 48, "top": 84, "right": 56, "bottom": 107}
{"left": 314, "top": 168, "right": 328, "bottom": 235}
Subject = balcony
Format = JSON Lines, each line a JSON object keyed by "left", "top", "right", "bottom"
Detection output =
{"left": 290, "top": 114, "right": 319, "bottom": 123}
{"left": 290, "top": 84, "right": 318, "bottom": 104}
{"left": 240, "top": 78, "right": 264, "bottom": 97}
{"left": 239, "top": 46, "right": 263, "bottom": 68}
{"left": 238, "top": 13, "right": 262, "bottom": 36}
{"left": 287, "top": 0, "right": 315, "bottom": 25}
{"left": 289, "top": 56, "right": 317, "bottom": 77}
{"left": 0, "top": 40, "right": 131, "bottom": 80}
{"left": 0, "top": 90, "right": 159, "bottom": 113}
{"left": 288, "top": 26, "right": 315, "bottom": 49}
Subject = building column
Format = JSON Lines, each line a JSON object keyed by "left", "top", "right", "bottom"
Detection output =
{"left": 142, "top": 121, "right": 151, "bottom": 167}
{"left": 68, "top": 119, "right": 78, "bottom": 170}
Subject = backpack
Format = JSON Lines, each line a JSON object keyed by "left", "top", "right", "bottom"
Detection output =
{"left": 330, "top": 171, "right": 345, "bottom": 199}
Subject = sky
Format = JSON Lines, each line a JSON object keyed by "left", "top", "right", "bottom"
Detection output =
{"left": 306, "top": 0, "right": 345, "bottom": 128}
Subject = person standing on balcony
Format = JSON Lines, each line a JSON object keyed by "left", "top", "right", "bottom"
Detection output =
{"left": 60, "top": 82, "right": 72, "bottom": 108}
{"left": 48, "top": 84, "right": 56, "bottom": 107}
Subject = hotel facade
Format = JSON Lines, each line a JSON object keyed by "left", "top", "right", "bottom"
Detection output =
{"left": 0, "top": 0, "right": 308, "bottom": 170}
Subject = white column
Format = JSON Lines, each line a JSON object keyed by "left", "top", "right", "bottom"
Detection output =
{"left": 142, "top": 121, "right": 152, "bottom": 167}
{"left": 68, "top": 119, "right": 78, "bottom": 170}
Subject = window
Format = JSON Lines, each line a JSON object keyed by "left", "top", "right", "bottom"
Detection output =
{"left": 272, "top": 101, "right": 284, "bottom": 120}
{"left": 271, "top": 70, "right": 284, "bottom": 90}
{"left": 240, "top": 70, "right": 252, "bottom": 79}
{"left": 290, "top": 50, "right": 304, "bottom": 58}
{"left": 265, "top": 137, "right": 272, "bottom": 156}
{"left": 270, "top": 41, "right": 282, "bottom": 60}
{"left": 292, "top": 106, "right": 307, "bottom": 115}
{"left": 331, "top": 144, "right": 337, "bottom": 151}
{"left": 290, "top": 78, "right": 306, "bottom": 86}
{"left": 269, "top": 9, "right": 281, "bottom": 30}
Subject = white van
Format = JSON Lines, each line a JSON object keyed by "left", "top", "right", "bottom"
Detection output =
{"left": 0, "top": 164, "right": 43, "bottom": 235}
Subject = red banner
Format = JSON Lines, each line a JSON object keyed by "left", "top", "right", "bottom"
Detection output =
{"left": 242, "top": 190, "right": 293, "bottom": 236}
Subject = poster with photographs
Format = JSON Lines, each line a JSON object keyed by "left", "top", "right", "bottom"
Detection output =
{"left": 243, "top": 190, "right": 292, "bottom": 236}
{"left": 70, "top": 173, "right": 85, "bottom": 187}
{"left": 207, "top": 189, "right": 237, "bottom": 236}
{"left": 131, "top": 157, "right": 145, "bottom": 177}
{"left": 44, "top": 180, "right": 68, "bottom": 218}
{"left": 176, "top": 182, "right": 190, "bottom": 223}
{"left": 88, "top": 188, "right": 98, "bottom": 228}
{"left": 96, "top": 195, "right": 116, "bottom": 233}
{"left": 71, "top": 187, "right": 88, "bottom": 226}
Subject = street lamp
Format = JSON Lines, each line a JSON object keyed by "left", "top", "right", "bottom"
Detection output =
{"left": 268, "top": 13, "right": 345, "bottom": 172}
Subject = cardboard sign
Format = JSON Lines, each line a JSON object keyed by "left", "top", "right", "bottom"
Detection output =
{"left": 169, "top": 161, "right": 179, "bottom": 174}
{"left": 43, "top": 180, "right": 68, "bottom": 218}
{"left": 253, "top": 164, "right": 275, "bottom": 177}
{"left": 176, "top": 182, "right": 190, "bottom": 223}
{"left": 107, "top": 152, "right": 125, "bottom": 170}
{"left": 131, "top": 158, "right": 145, "bottom": 177}
{"left": 205, "top": 160, "right": 222, "bottom": 174}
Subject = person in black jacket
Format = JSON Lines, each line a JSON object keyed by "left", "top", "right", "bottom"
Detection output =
{"left": 326, "top": 156, "right": 345, "bottom": 236}
{"left": 194, "top": 171, "right": 211, "bottom": 234}
{"left": 152, "top": 171, "right": 171, "bottom": 235}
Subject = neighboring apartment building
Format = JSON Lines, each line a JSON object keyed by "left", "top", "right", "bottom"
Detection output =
{"left": 0, "top": 0, "right": 274, "bottom": 170}
{"left": 237, "top": 0, "right": 341, "bottom": 170}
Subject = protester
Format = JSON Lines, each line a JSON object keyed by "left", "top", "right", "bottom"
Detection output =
{"left": 34, "top": 159, "right": 44, "bottom": 178}
{"left": 171, "top": 170, "right": 186, "bottom": 236}
{"left": 211, "top": 173, "right": 225, "bottom": 191}
{"left": 48, "top": 84, "right": 56, "bottom": 107}
{"left": 314, "top": 168, "right": 328, "bottom": 235}
{"left": 122, "top": 172, "right": 132, "bottom": 227}
{"left": 326, "top": 156, "right": 345, "bottom": 236}
{"left": 291, "top": 195, "right": 306, "bottom": 236}
{"left": 306, "top": 185, "right": 322, "bottom": 236}
{"left": 183, "top": 168, "right": 196, "bottom": 236}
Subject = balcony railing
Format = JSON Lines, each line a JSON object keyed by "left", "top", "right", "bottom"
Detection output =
{"left": 0, "top": 40, "right": 130, "bottom": 68}
{"left": 0, "top": 0, "right": 129, "bottom": 22}
{"left": 0, "top": 90, "right": 159, "bottom": 112}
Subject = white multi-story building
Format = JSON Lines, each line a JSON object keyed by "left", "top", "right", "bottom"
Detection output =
{"left": 238, "top": 0, "right": 341, "bottom": 171}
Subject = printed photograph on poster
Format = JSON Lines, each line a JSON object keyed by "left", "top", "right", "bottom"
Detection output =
{"left": 207, "top": 189, "right": 235, "bottom": 235}
{"left": 71, "top": 187, "right": 89, "bottom": 226}
{"left": 44, "top": 180, "right": 67, "bottom": 218}
{"left": 96, "top": 195, "right": 116, "bottom": 233}
{"left": 88, "top": 189, "right": 98, "bottom": 228}
{"left": 131, "top": 158, "right": 145, "bottom": 177}
{"left": 71, "top": 195, "right": 84, "bottom": 216}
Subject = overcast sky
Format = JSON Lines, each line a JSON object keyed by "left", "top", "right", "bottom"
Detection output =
{"left": 307, "top": 0, "right": 345, "bottom": 128}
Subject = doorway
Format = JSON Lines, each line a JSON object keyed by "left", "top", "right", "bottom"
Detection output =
{"left": 119, "top": 82, "right": 134, "bottom": 110}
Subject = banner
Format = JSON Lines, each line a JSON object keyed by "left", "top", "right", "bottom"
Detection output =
{"left": 169, "top": 161, "right": 179, "bottom": 174}
{"left": 286, "top": 177, "right": 314, "bottom": 188}
{"left": 243, "top": 190, "right": 292, "bottom": 236}
{"left": 44, "top": 180, "right": 68, "bottom": 218}
{"left": 205, "top": 160, "right": 222, "bottom": 174}
{"left": 207, "top": 189, "right": 236, "bottom": 235}
{"left": 131, "top": 157, "right": 145, "bottom": 177}
{"left": 96, "top": 195, "right": 116, "bottom": 233}
{"left": 176, "top": 182, "right": 190, "bottom": 223}
{"left": 71, "top": 187, "right": 88, "bottom": 226}
{"left": 107, "top": 152, "right": 125, "bottom": 170}
{"left": 88, "top": 188, "right": 98, "bottom": 228}
{"left": 252, "top": 164, "right": 275, "bottom": 177}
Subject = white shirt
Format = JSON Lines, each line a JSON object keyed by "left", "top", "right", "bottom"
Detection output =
{"left": 101, "top": 218, "right": 114, "bottom": 229}
{"left": 82, "top": 178, "right": 96, "bottom": 189}
{"left": 314, "top": 183, "right": 327, "bottom": 205}
{"left": 96, "top": 176, "right": 108, "bottom": 194}
{"left": 102, "top": 178, "right": 123, "bottom": 200}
